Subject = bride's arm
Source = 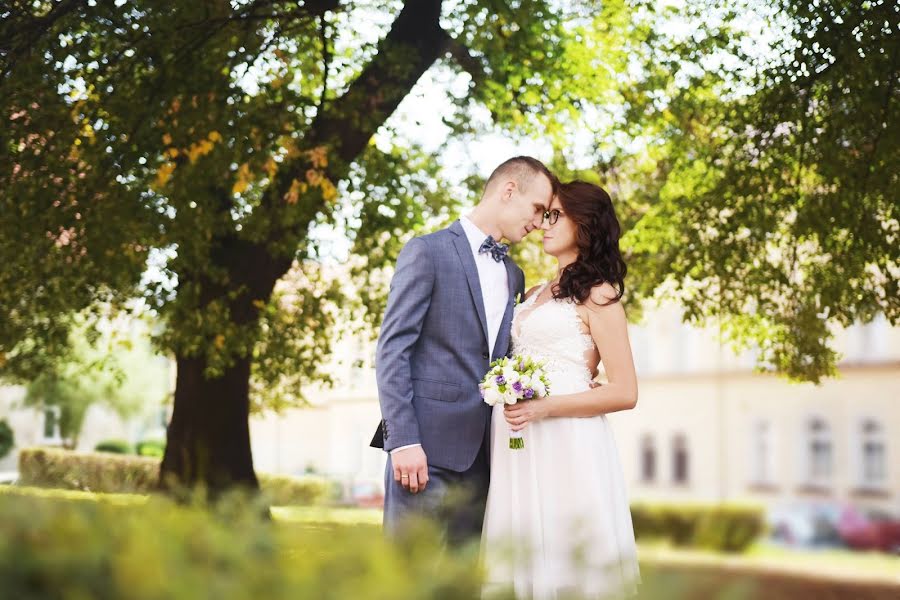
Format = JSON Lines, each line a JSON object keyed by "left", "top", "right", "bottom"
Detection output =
{"left": 505, "top": 283, "right": 637, "bottom": 429}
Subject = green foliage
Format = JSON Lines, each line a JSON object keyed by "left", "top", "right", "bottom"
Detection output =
{"left": 0, "top": 420, "right": 13, "bottom": 460}
{"left": 135, "top": 439, "right": 166, "bottom": 458}
{"left": 631, "top": 502, "right": 766, "bottom": 553}
{"left": 0, "top": 0, "right": 605, "bottom": 393}
{"left": 249, "top": 260, "right": 344, "bottom": 413}
{"left": 346, "top": 146, "right": 460, "bottom": 333}
{"left": 589, "top": 0, "right": 898, "bottom": 382}
{"left": 17, "top": 447, "right": 337, "bottom": 505}
{"left": 0, "top": 485, "right": 483, "bottom": 600}
{"left": 0, "top": 483, "right": 774, "bottom": 600}
{"left": 21, "top": 320, "right": 167, "bottom": 447}
{"left": 94, "top": 440, "right": 134, "bottom": 455}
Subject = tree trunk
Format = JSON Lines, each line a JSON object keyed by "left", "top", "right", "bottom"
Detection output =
{"left": 156, "top": 0, "right": 447, "bottom": 499}
{"left": 159, "top": 353, "right": 258, "bottom": 498}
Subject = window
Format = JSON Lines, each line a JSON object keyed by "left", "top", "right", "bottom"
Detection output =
{"left": 640, "top": 434, "right": 656, "bottom": 483}
{"left": 859, "top": 419, "right": 886, "bottom": 487}
{"left": 751, "top": 420, "right": 774, "bottom": 485}
{"left": 807, "top": 417, "right": 832, "bottom": 483}
{"left": 42, "top": 406, "right": 62, "bottom": 442}
{"left": 672, "top": 434, "right": 689, "bottom": 484}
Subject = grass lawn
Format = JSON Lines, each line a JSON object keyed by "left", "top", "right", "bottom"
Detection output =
{"left": 0, "top": 482, "right": 148, "bottom": 505}
{"left": 638, "top": 540, "right": 900, "bottom": 586}
{"left": 271, "top": 505, "right": 382, "bottom": 526}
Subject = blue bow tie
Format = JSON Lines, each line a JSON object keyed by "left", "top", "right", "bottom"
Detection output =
{"left": 478, "top": 236, "right": 509, "bottom": 262}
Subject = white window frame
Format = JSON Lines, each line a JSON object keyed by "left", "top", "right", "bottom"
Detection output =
{"left": 804, "top": 416, "right": 833, "bottom": 487}
{"left": 854, "top": 417, "right": 887, "bottom": 490}
{"left": 749, "top": 418, "right": 776, "bottom": 486}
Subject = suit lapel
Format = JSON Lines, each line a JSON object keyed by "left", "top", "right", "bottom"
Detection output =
{"left": 504, "top": 256, "right": 518, "bottom": 302}
{"left": 450, "top": 221, "right": 489, "bottom": 347}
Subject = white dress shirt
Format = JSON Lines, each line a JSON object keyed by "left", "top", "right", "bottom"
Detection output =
{"left": 391, "top": 215, "right": 509, "bottom": 455}
{"left": 459, "top": 214, "right": 510, "bottom": 355}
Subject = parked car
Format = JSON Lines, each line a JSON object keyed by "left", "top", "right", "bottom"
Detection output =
{"left": 837, "top": 506, "right": 900, "bottom": 554}
{"left": 768, "top": 502, "right": 844, "bottom": 548}
{"left": 349, "top": 480, "right": 384, "bottom": 509}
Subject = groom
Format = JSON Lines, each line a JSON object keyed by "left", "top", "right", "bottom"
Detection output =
{"left": 371, "top": 156, "right": 556, "bottom": 544}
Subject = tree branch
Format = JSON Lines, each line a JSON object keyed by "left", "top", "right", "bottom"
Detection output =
{"left": 305, "top": 0, "right": 445, "bottom": 166}
{"left": 175, "top": 0, "right": 341, "bottom": 30}
{"left": 443, "top": 34, "right": 486, "bottom": 87}
{"left": 0, "top": 0, "right": 86, "bottom": 79}
{"left": 260, "top": 0, "right": 446, "bottom": 247}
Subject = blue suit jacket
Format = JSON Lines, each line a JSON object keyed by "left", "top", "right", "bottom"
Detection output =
{"left": 372, "top": 220, "right": 526, "bottom": 472}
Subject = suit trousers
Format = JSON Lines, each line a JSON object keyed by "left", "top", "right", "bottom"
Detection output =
{"left": 383, "top": 437, "right": 490, "bottom": 548}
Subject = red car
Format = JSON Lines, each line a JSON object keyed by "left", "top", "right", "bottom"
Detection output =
{"left": 837, "top": 506, "right": 900, "bottom": 553}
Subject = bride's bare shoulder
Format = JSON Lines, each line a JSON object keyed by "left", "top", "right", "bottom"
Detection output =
{"left": 585, "top": 282, "right": 623, "bottom": 312}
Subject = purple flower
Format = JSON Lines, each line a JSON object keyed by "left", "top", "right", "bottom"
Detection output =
{"left": 524, "top": 388, "right": 534, "bottom": 399}
{"left": 495, "top": 375, "right": 506, "bottom": 385}
{"left": 479, "top": 387, "right": 485, "bottom": 398}
{"left": 512, "top": 381, "right": 523, "bottom": 393}
{"left": 519, "top": 361, "right": 525, "bottom": 371}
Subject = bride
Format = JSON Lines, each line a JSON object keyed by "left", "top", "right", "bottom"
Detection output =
{"left": 481, "top": 180, "right": 640, "bottom": 599}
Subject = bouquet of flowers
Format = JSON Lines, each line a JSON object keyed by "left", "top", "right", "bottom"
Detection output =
{"left": 479, "top": 354, "right": 551, "bottom": 449}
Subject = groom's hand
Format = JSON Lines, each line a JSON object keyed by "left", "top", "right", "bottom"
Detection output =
{"left": 393, "top": 445, "right": 429, "bottom": 494}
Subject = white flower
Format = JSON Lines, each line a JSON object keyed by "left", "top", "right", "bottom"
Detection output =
{"left": 518, "top": 374, "right": 531, "bottom": 387}
{"left": 483, "top": 386, "right": 502, "bottom": 406}
{"left": 502, "top": 388, "right": 519, "bottom": 405}
{"left": 532, "top": 378, "right": 547, "bottom": 398}
{"left": 502, "top": 367, "right": 519, "bottom": 384}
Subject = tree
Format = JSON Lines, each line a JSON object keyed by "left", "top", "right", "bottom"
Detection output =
{"left": 506, "top": 0, "right": 898, "bottom": 382}
{"left": 1, "top": 0, "right": 582, "bottom": 495}
{"left": 1, "top": 0, "right": 896, "bottom": 496}
{"left": 596, "top": 0, "right": 899, "bottom": 381}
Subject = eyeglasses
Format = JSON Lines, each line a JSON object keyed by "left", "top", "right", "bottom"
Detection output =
{"left": 542, "top": 209, "right": 562, "bottom": 225}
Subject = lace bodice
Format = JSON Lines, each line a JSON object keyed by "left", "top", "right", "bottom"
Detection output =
{"left": 511, "top": 282, "right": 596, "bottom": 393}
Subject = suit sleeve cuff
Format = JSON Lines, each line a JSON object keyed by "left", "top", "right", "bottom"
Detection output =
{"left": 389, "top": 443, "right": 422, "bottom": 455}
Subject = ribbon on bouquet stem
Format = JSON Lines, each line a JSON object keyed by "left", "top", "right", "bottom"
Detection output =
{"left": 509, "top": 427, "right": 525, "bottom": 450}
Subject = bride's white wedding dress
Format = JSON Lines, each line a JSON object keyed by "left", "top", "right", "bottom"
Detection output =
{"left": 481, "top": 282, "right": 640, "bottom": 599}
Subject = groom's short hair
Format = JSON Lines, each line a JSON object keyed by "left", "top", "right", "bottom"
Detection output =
{"left": 485, "top": 156, "right": 557, "bottom": 195}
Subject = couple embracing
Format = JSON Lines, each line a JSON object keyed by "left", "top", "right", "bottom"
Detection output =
{"left": 371, "top": 156, "right": 640, "bottom": 599}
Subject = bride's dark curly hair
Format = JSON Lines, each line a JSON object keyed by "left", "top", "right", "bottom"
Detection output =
{"left": 552, "top": 180, "right": 627, "bottom": 306}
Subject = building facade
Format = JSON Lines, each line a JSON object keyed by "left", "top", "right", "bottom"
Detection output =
{"left": 250, "top": 308, "right": 900, "bottom": 515}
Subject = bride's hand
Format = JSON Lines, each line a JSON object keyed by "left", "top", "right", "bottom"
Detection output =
{"left": 504, "top": 401, "right": 551, "bottom": 431}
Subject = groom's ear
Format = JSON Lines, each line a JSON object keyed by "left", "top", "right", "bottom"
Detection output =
{"left": 500, "top": 180, "right": 517, "bottom": 201}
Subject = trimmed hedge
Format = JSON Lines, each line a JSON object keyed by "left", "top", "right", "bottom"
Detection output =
{"left": 136, "top": 439, "right": 166, "bottom": 458}
{"left": 94, "top": 439, "right": 134, "bottom": 454}
{"left": 631, "top": 502, "right": 766, "bottom": 553}
{"left": 18, "top": 447, "right": 338, "bottom": 506}
{"left": 21, "top": 447, "right": 158, "bottom": 493}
